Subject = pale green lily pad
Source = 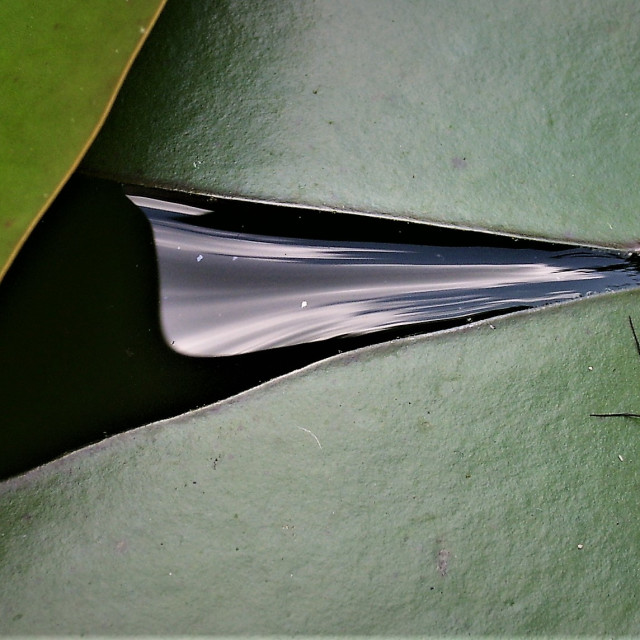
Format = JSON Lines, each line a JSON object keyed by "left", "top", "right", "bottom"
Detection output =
{"left": 84, "top": 0, "right": 640, "bottom": 248}
{"left": 0, "top": 0, "right": 166, "bottom": 282}
{"left": 3, "top": 289, "right": 640, "bottom": 634}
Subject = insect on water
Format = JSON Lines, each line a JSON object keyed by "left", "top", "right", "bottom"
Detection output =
{"left": 591, "top": 316, "right": 640, "bottom": 419}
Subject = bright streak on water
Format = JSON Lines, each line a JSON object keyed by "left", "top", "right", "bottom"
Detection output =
{"left": 131, "top": 196, "right": 640, "bottom": 357}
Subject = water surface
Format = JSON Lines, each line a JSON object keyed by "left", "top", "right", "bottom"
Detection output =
{"left": 131, "top": 195, "right": 640, "bottom": 356}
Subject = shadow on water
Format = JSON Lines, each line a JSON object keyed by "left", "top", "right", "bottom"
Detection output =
{"left": 1, "top": 174, "right": 639, "bottom": 479}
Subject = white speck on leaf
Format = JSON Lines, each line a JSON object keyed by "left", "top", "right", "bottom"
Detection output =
{"left": 197, "top": 254, "right": 203, "bottom": 262}
{"left": 301, "top": 300, "right": 308, "bottom": 309}
{"left": 296, "top": 426, "right": 322, "bottom": 449}
{"left": 618, "top": 454, "right": 624, "bottom": 462}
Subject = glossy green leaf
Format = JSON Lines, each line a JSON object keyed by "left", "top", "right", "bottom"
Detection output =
{"left": 0, "top": 0, "right": 166, "bottom": 282}
{"left": 84, "top": 0, "right": 640, "bottom": 248}
{"left": 3, "top": 289, "right": 640, "bottom": 634}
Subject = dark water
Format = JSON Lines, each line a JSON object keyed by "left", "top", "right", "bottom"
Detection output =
{"left": 1, "top": 174, "right": 639, "bottom": 479}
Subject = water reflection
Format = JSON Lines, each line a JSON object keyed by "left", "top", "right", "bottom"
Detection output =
{"left": 131, "top": 196, "right": 640, "bottom": 356}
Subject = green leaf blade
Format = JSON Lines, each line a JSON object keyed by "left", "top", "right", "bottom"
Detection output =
{"left": 84, "top": 0, "right": 640, "bottom": 247}
{"left": 0, "top": 0, "right": 167, "bottom": 281}
{"left": 3, "top": 290, "right": 640, "bottom": 634}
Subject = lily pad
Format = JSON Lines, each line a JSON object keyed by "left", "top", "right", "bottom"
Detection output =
{"left": 0, "top": 0, "right": 166, "bottom": 281}
{"left": 2, "top": 289, "right": 640, "bottom": 634}
{"left": 84, "top": 0, "right": 640, "bottom": 248}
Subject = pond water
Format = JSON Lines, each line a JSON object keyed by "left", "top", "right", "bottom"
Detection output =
{"left": 1, "top": 174, "right": 639, "bottom": 479}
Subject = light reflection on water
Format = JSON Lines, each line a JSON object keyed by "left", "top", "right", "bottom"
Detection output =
{"left": 131, "top": 196, "right": 640, "bottom": 357}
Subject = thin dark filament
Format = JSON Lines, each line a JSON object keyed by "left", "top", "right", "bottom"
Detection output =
{"left": 591, "top": 412, "right": 640, "bottom": 418}
{"left": 590, "top": 316, "right": 640, "bottom": 418}
{"left": 628, "top": 315, "right": 640, "bottom": 360}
